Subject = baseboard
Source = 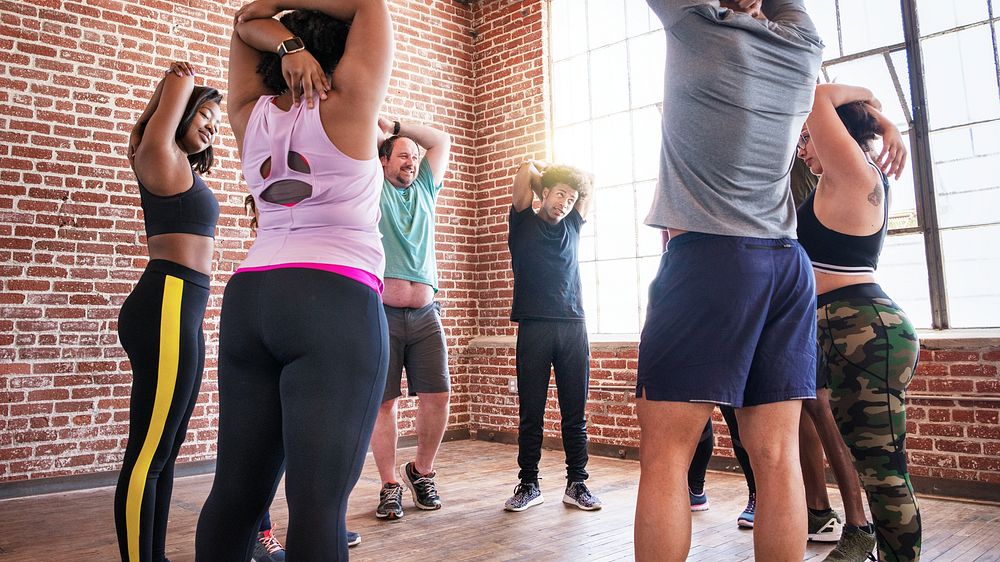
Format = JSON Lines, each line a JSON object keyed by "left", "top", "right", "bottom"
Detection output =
{"left": 0, "top": 430, "right": 472, "bottom": 501}
{"left": 3, "top": 428, "right": 995, "bottom": 505}
{"left": 397, "top": 428, "right": 470, "bottom": 449}
{"left": 474, "top": 429, "right": 1000, "bottom": 504}
{"left": 0, "top": 459, "right": 217, "bottom": 501}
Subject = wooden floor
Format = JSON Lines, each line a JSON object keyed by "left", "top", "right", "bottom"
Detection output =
{"left": 1, "top": 440, "right": 998, "bottom": 561}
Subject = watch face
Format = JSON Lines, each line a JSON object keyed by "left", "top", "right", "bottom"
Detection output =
{"left": 279, "top": 37, "right": 304, "bottom": 56}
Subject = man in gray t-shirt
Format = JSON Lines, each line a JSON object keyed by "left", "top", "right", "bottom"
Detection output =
{"left": 634, "top": 2, "right": 823, "bottom": 561}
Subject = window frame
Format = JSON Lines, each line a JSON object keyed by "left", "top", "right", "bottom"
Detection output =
{"left": 546, "top": 0, "right": 1000, "bottom": 331}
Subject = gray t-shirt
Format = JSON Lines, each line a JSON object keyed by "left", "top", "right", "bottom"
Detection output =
{"left": 644, "top": 0, "right": 823, "bottom": 238}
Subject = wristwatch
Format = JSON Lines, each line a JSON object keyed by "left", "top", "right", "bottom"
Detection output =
{"left": 393, "top": 120, "right": 401, "bottom": 135}
{"left": 277, "top": 36, "right": 305, "bottom": 58}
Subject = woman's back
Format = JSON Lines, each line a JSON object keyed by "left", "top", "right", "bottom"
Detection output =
{"left": 239, "top": 95, "right": 384, "bottom": 275}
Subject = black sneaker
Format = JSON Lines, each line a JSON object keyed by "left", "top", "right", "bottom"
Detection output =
{"left": 563, "top": 481, "right": 603, "bottom": 511}
{"left": 504, "top": 481, "right": 544, "bottom": 512}
{"left": 399, "top": 461, "right": 442, "bottom": 510}
{"left": 376, "top": 482, "right": 404, "bottom": 520}
{"left": 347, "top": 530, "right": 361, "bottom": 547}
{"left": 251, "top": 530, "right": 286, "bottom": 562}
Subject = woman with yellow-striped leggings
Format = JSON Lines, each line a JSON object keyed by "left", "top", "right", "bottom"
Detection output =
{"left": 114, "top": 61, "right": 222, "bottom": 562}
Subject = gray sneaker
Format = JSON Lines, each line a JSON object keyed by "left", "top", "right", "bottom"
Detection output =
{"left": 504, "top": 482, "right": 544, "bottom": 512}
{"left": 822, "top": 525, "right": 877, "bottom": 562}
{"left": 563, "top": 481, "right": 602, "bottom": 511}
{"left": 376, "top": 482, "right": 404, "bottom": 520}
{"left": 808, "top": 508, "right": 843, "bottom": 542}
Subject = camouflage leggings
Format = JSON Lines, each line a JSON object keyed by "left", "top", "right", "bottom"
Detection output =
{"left": 817, "top": 286, "right": 921, "bottom": 562}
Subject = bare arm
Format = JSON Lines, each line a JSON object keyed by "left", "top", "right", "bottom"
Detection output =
{"left": 866, "top": 103, "right": 907, "bottom": 179}
{"left": 574, "top": 189, "right": 591, "bottom": 220}
{"left": 132, "top": 65, "right": 199, "bottom": 196}
{"left": 229, "top": 4, "right": 330, "bottom": 107}
{"left": 512, "top": 160, "right": 544, "bottom": 212}
{"left": 231, "top": 0, "right": 393, "bottom": 159}
{"left": 396, "top": 121, "right": 451, "bottom": 186}
{"left": 805, "top": 83, "right": 881, "bottom": 191}
{"left": 128, "top": 77, "right": 167, "bottom": 165}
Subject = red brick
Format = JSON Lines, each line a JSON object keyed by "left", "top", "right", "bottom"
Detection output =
{"left": 934, "top": 440, "right": 981, "bottom": 454}
{"left": 933, "top": 350, "right": 980, "bottom": 362}
{"left": 949, "top": 364, "right": 998, "bottom": 377}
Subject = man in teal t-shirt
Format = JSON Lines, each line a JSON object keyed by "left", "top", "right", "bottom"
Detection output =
{"left": 370, "top": 117, "right": 452, "bottom": 521}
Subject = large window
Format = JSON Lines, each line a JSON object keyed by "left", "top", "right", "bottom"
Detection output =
{"left": 549, "top": 0, "right": 1000, "bottom": 332}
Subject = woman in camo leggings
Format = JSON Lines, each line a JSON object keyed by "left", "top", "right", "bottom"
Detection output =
{"left": 796, "top": 82, "right": 921, "bottom": 562}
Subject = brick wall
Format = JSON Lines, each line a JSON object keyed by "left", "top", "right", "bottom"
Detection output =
{"left": 464, "top": 338, "right": 1000, "bottom": 494}
{"left": 3, "top": 0, "right": 999, "bottom": 500}
{"left": 0, "top": 0, "right": 477, "bottom": 483}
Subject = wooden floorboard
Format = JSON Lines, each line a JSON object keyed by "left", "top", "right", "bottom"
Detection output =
{"left": 0, "top": 440, "right": 998, "bottom": 561}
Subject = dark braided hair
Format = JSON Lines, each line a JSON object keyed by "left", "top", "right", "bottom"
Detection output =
{"left": 835, "top": 101, "right": 880, "bottom": 152}
{"left": 257, "top": 10, "right": 350, "bottom": 95}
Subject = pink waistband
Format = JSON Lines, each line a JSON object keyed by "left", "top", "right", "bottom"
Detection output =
{"left": 235, "top": 262, "right": 383, "bottom": 295}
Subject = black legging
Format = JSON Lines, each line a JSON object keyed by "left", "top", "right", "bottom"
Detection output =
{"left": 195, "top": 268, "right": 388, "bottom": 561}
{"left": 688, "top": 406, "right": 756, "bottom": 494}
{"left": 115, "top": 260, "right": 210, "bottom": 562}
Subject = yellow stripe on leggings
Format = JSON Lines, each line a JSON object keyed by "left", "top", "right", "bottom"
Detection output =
{"left": 125, "top": 275, "right": 184, "bottom": 562}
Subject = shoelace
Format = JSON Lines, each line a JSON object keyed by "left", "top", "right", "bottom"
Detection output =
{"left": 381, "top": 485, "right": 403, "bottom": 504}
{"left": 260, "top": 533, "right": 284, "bottom": 555}
{"left": 413, "top": 474, "right": 439, "bottom": 498}
{"left": 513, "top": 483, "right": 535, "bottom": 499}
{"left": 744, "top": 495, "right": 756, "bottom": 514}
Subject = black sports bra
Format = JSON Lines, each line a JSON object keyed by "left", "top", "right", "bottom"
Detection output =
{"left": 138, "top": 171, "right": 219, "bottom": 239}
{"left": 796, "top": 163, "right": 889, "bottom": 276}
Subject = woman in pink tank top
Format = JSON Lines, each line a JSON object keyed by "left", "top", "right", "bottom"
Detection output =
{"left": 195, "top": 2, "right": 393, "bottom": 560}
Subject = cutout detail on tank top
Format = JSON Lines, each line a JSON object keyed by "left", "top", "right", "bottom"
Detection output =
{"left": 259, "top": 151, "right": 313, "bottom": 206}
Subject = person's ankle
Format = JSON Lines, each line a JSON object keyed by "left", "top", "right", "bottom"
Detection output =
{"left": 412, "top": 461, "right": 433, "bottom": 476}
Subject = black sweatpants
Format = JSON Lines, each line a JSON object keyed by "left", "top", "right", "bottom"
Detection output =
{"left": 115, "top": 260, "right": 210, "bottom": 562}
{"left": 515, "top": 320, "right": 590, "bottom": 483}
{"left": 195, "top": 268, "right": 388, "bottom": 562}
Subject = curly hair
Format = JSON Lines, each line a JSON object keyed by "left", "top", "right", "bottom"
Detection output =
{"left": 836, "top": 101, "right": 880, "bottom": 152}
{"left": 541, "top": 164, "right": 593, "bottom": 199}
{"left": 176, "top": 86, "right": 223, "bottom": 174}
{"left": 257, "top": 10, "right": 351, "bottom": 95}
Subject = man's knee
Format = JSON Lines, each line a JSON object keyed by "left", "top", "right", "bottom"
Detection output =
{"left": 378, "top": 397, "right": 399, "bottom": 416}
{"left": 418, "top": 390, "right": 450, "bottom": 407}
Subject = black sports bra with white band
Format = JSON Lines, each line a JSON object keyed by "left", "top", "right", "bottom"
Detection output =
{"left": 796, "top": 162, "right": 889, "bottom": 276}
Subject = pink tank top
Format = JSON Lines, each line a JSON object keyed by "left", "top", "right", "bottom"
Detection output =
{"left": 237, "top": 96, "right": 384, "bottom": 293}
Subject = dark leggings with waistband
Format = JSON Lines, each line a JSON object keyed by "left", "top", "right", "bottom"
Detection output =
{"left": 115, "top": 260, "right": 210, "bottom": 562}
{"left": 195, "top": 268, "right": 388, "bottom": 562}
{"left": 688, "top": 406, "right": 756, "bottom": 494}
{"left": 818, "top": 283, "right": 921, "bottom": 562}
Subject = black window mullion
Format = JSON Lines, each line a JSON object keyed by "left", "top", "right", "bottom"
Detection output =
{"left": 900, "top": 0, "right": 949, "bottom": 328}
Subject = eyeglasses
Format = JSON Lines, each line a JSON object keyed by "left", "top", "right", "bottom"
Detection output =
{"left": 797, "top": 132, "right": 811, "bottom": 150}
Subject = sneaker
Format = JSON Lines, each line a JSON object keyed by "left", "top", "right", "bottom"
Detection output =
{"left": 399, "top": 461, "right": 442, "bottom": 510}
{"left": 822, "top": 524, "right": 877, "bottom": 562}
{"left": 504, "top": 481, "right": 544, "bottom": 512}
{"left": 376, "top": 482, "right": 404, "bottom": 520}
{"left": 251, "top": 530, "right": 285, "bottom": 562}
{"left": 689, "top": 488, "right": 710, "bottom": 512}
{"left": 563, "top": 481, "right": 603, "bottom": 511}
{"left": 347, "top": 530, "right": 361, "bottom": 547}
{"left": 737, "top": 492, "right": 755, "bottom": 528}
{"left": 808, "top": 508, "right": 844, "bottom": 542}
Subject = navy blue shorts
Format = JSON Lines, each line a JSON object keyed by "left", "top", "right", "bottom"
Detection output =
{"left": 637, "top": 232, "right": 817, "bottom": 407}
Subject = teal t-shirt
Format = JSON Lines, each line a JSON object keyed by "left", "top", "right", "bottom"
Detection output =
{"left": 379, "top": 159, "right": 442, "bottom": 290}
